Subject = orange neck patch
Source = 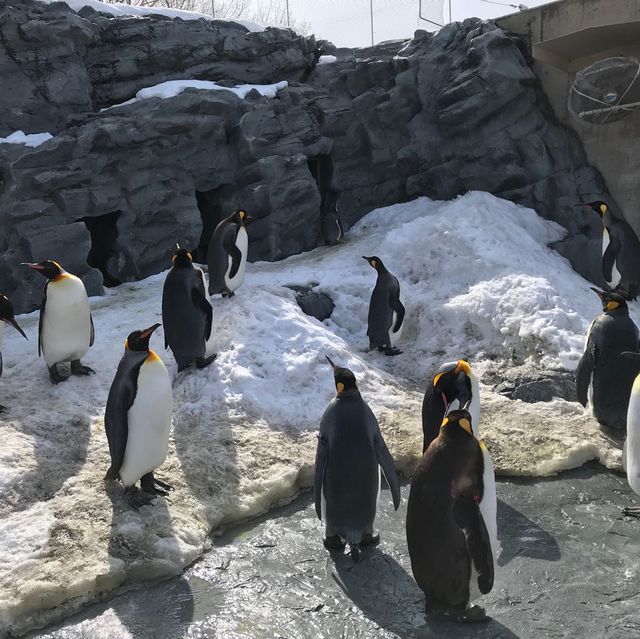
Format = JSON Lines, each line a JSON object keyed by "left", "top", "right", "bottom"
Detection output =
{"left": 146, "top": 350, "right": 161, "bottom": 363}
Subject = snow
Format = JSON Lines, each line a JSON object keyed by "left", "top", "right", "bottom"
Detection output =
{"left": 0, "top": 192, "right": 625, "bottom": 635}
{"left": 318, "top": 55, "right": 338, "bottom": 65}
{"left": 105, "top": 79, "right": 288, "bottom": 110}
{"left": 0, "top": 131, "right": 53, "bottom": 148}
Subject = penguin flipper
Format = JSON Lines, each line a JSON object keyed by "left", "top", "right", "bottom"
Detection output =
{"left": 89, "top": 313, "right": 95, "bottom": 347}
{"left": 575, "top": 342, "right": 597, "bottom": 407}
{"left": 602, "top": 234, "right": 621, "bottom": 283}
{"left": 38, "top": 282, "right": 49, "bottom": 358}
{"left": 224, "top": 230, "right": 243, "bottom": 280}
{"left": 314, "top": 435, "right": 328, "bottom": 520}
{"left": 391, "top": 298, "right": 405, "bottom": 333}
{"left": 193, "top": 270, "right": 213, "bottom": 341}
{"left": 453, "top": 496, "right": 494, "bottom": 594}
{"left": 374, "top": 432, "right": 401, "bottom": 510}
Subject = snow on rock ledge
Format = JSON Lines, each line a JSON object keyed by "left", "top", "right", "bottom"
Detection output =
{"left": 0, "top": 194, "right": 622, "bottom": 635}
{"left": 0, "top": 131, "right": 53, "bottom": 148}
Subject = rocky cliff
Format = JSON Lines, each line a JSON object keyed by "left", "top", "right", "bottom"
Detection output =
{"left": 0, "top": 0, "right": 609, "bottom": 312}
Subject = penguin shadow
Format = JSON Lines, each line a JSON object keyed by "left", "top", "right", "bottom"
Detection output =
{"left": 1, "top": 412, "right": 91, "bottom": 514}
{"left": 330, "top": 548, "right": 520, "bottom": 639}
{"left": 496, "top": 499, "right": 561, "bottom": 566}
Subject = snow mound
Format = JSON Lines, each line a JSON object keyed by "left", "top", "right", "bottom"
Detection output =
{"left": 0, "top": 193, "right": 624, "bottom": 635}
{"left": 0, "top": 131, "right": 53, "bottom": 148}
{"left": 105, "top": 79, "right": 288, "bottom": 110}
{"left": 318, "top": 55, "right": 338, "bottom": 65}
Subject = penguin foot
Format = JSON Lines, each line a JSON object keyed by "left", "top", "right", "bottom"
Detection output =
{"left": 221, "top": 289, "right": 235, "bottom": 298}
{"left": 349, "top": 544, "right": 361, "bottom": 562}
{"left": 71, "top": 360, "right": 95, "bottom": 376}
{"left": 125, "top": 486, "right": 156, "bottom": 509}
{"left": 140, "top": 472, "right": 173, "bottom": 495}
{"left": 383, "top": 347, "right": 402, "bottom": 356}
{"left": 323, "top": 535, "right": 346, "bottom": 551}
{"left": 196, "top": 353, "right": 217, "bottom": 369}
{"left": 49, "top": 365, "right": 68, "bottom": 384}
{"left": 0, "top": 404, "right": 6, "bottom": 414}
{"left": 622, "top": 506, "right": 640, "bottom": 518}
{"left": 457, "top": 605, "right": 489, "bottom": 623}
{"left": 359, "top": 532, "right": 380, "bottom": 548}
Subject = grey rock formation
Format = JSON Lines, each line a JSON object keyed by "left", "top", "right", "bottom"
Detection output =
{"left": 286, "top": 284, "right": 335, "bottom": 321}
{"left": 493, "top": 371, "right": 578, "bottom": 403}
{"left": 0, "top": 2, "right": 612, "bottom": 311}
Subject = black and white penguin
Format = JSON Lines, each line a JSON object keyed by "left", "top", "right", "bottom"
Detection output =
{"left": 620, "top": 351, "right": 640, "bottom": 517}
{"left": 422, "top": 359, "right": 479, "bottom": 452}
{"left": 363, "top": 256, "right": 405, "bottom": 356}
{"left": 321, "top": 198, "right": 344, "bottom": 246}
{"left": 583, "top": 201, "right": 640, "bottom": 299}
{"left": 24, "top": 261, "right": 95, "bottom": 384}
{"left": 314, "top": 356, "right": 401, "bottom": 561}
{"left": 576, "top": 287, "right": 640, "bottom": 431}
{"left": 0, "top": 294, "right": 28, "bottom": 412}
{"left": 104, "top": 323, "right": 174, "bottom": 504}
{"left": 207, "top": 209, "right": 253, "bottom": 297}
{"left": 406, "top": 409, "right": 496, "bottom": 622}
{"left": 162, "top": 247, "right": 216, "bottom": 372}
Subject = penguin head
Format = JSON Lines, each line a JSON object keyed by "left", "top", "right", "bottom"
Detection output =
{"left": 0, "top": 294, "right": 27, "bottom": 339}
{"left": 440, "top": 409, "right": 474, "bottom": 436}
{"left": 125, "top": 323, "right": 161, "bottom": 352}
{"left": 171, "top": 246, "right": 193, "bottom": 267}
{"left": 235, "top": 210, "right": 253, "bottom": 227}
{"left": 23, "top": 260, "right": 64, "bottom": 280}
{"left": 433, "top": 360, "right": 473, "bottom": 408}
{"left": 590, "top": 287, "right": 628, "bottom": 313}
{"left": 326, "top": 355, "right": 358, "bottom": 396}
{"left": 362, "top": 256, "right": 387, "bottom": 272}
{"left": 582, "top": 201, "right": 609, "bottom": 217}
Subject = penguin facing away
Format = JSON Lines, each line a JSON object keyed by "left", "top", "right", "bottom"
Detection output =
{"left": 422, "top": 359, "right": 479, "bottom": 452}
{"left": 104, "top": 323, "right": 174, "bottom": 505}
{"left": 162, "top": 246, "right": 216, "bottom": 372}
{"left": 321, "top": 198, "right": 344, "bottom": 246}
{"left": 207, "top": 209, "right": 253, "bottom": 297}
{"left": 0, "top": 294, "right": 28, "bottom": 412}
{"left": 576, "top": 287, "right": 640, "bottom": 431}
{"left": 314, "top": 356, "right": 401, "bottom": 561}
{"left": 24, "top": 260, "right": 95, "bottom": 384}
{"left": 620, "top": 351, "right": 640, "bottom": 518}
{"left": 582, "top": 201, "right": 640, "bottom": 299}
{"left": 406, "top": 409, "right": 496, "bottom": 622}
{"left": 363, "top": 256, "right": 405, "bottom": 356}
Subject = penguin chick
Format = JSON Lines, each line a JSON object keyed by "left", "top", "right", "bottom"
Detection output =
{"left": 406, "top": 410, "right": 496, "bottom": 622}
{"left": 24, "top": 260, "right": 95, "bottom": 384}
{"left": 363, "top": 256, "right": 405, "bottom": 356}
{"left": 0, "top": 294, "right": 28, "bottom": 412}
{"left": 576, "top": 287, "right": 640, "bottom": 431}
{"left": 104, "top": 323, "right": 174, "bottom": 507}
{"left": 314, "top": 356, "right": 401, "bottom": 561}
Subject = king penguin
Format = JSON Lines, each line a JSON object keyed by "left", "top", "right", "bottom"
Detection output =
{"left": 406, "top": 409, "right": 497, "bottom": 622}
{"left": 162, "top": 246, "right": 216, "bottom": 372}
{"left": 576, "top": 287, "right": 640, "bottom": 431}
{"left": 363, "top": 256, "right": 405, "bottom": 356}
{"left": 422, "top": 359, "right": 479, "bottom": 452}
{"left": 314, "top": 356, "right": 401, "bottom": 561}
{"left": 24, "top": 260, "right": 95, "bottom": 384}
{"left": 207, "top": 209, "right": 253, "bottom": 297}
{"left": 321, "top": 198, "right": 344, "bottom": 246}
{"left": 104, "top": 323, "right": 174, "bottom": 504}
{"left": 582, "top": 200, "right": 640, "bottom": 299}
{"left": 619, "top": 351, "right": 640, "bottom": 518}
{"left": 0, "top": 294, "right": 28, "bottom": 412}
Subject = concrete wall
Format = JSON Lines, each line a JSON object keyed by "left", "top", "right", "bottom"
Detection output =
{"left": 498, "top": 0, "right": 640, "bottom": 235}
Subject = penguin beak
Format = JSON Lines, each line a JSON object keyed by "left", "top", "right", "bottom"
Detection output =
{"left": 325, "top": 355, "right": 337, "bottom": 370}
{"left": 243, "top": 214, "right": 254, "bottom": 226}
{"left": 140, "top": 323, "right": 161, "bottom": 339}
{"left": 5, "top": 317, "right": 28, "bottom": 340}
{"left": 22, "top": 262, "right": 44, "bottom": 271}
{"left": 589, "top": 287, "right": 605, "bottom": 301}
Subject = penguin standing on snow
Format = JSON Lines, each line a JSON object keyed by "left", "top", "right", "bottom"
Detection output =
{"left": 24, "top": 260, "right": 95, "bottom": 384}
{"left": 422, "top": 359, "right": 479, "bottom": 452}
{"left": 406, "top": 409, "right": 496, "bottom": 622}
{"left": 321, "top": 196, "right": 344, "bottom": 246}
{"left": 576, "top": 287, "right": 640, "bottom": 431}
{"left": 314, "top": 356, "right": 401, "bottom": 561}
{"left": 104, "top": 323, "right": 173, "bottom": 504}
{"left": 162, "top": 246, "right": 216, "bottom": 372}
{"left": 0, "top": 294, "right": 28, "bottom": 412}
{"left": 582, "top": 200, "right": 640, "bottom": 299}
{"left": 619, "top": 351, "right": 640, "bottom": 518}
{"left": 363, "top": 256, "right": 405, "bottom": 356}
{"left": 207, "top": 209, "right": 253, "bottom": 297}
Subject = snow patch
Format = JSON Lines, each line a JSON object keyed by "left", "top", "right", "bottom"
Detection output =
{"left": 0, "top": 131, "right": 53, "bottom": 148}
{"left": 318, "top": 55, "right": 338, "bottom": 65}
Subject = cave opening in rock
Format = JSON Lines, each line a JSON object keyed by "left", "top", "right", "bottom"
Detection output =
{"left": 307, "top": 155, "right": 333, "bottom": 210}
{"left": 82, "top": 211, "right": 122, "bottom": 287}
{"left": 195, "top": 188, "right": 229, "bottom": 263}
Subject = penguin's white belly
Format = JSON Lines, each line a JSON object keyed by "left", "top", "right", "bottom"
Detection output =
{"left": 119, "top": 355, "right": 173, "bottom": 487}
{"left": 224, "top": 227, "right": 248, "bottom": 292}
{"left": 626, "top": 375, "right": 640, "bottom": 496}
{"left": 0, "top": 321, "right": 5, "bottom": 349}
{"left": 389, "top": 298, "right": 405, "bottom": 347}
{"left": 41, "top": 276, "right": 92, "bottom": 367}
{"left": 602, "top": 228, "right": 622, "bottom": 287}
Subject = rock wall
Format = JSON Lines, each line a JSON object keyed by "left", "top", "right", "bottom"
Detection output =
{"left": 0, "top": 0, "right": 609, "bottom": 312}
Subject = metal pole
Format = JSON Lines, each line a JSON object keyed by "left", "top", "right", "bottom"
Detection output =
{"left": 370, "top": 0, "right": 374, "bottom": 45}
{"left": 449, "top": 0, "right": 452, "bottom": 22}
{"left": 286, "top": 0, "right": 290, "bottom": 27}
{"left": 579, "top": 100, "right": 640, "bottom": 118}
{"left": 211, "top": 0, "right": 214, "bottom": 18}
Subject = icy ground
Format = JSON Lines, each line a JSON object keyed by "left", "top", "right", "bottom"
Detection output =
{"left": 0, "top": 192, "right": 628, "bottom": 636}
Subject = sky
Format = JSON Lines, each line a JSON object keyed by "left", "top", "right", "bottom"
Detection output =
{"left": 278, "top": 0, "right": 555, "bottom": 48}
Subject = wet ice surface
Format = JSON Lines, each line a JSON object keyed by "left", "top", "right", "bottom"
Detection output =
{"left": 33, "top": 464, "right": 640, "bottom": 639}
